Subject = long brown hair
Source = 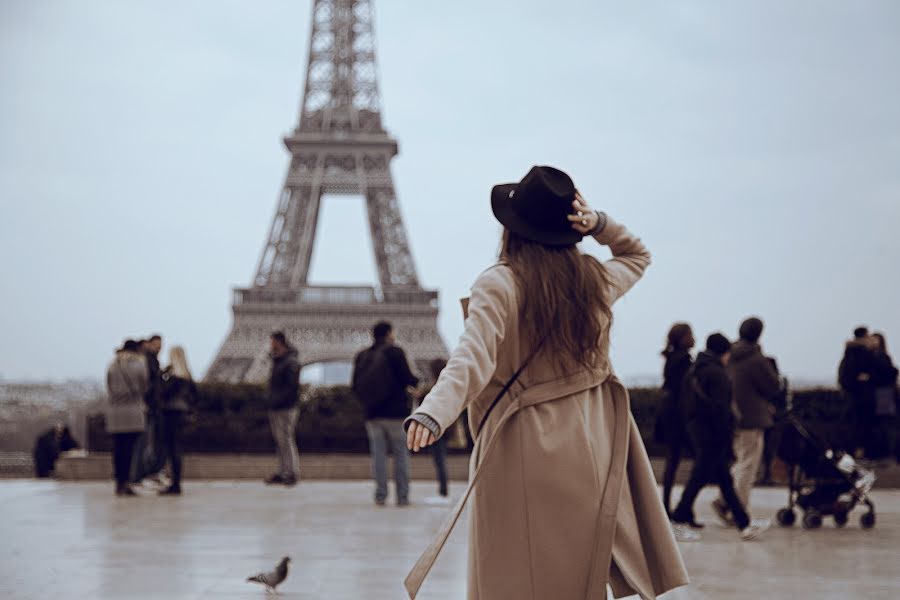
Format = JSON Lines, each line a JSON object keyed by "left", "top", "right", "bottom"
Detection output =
{"left": 500, "top": 230, "right": 613, "bottom": 372}
{"left": 662, "top": 323, "right": 693, "bottom": 357}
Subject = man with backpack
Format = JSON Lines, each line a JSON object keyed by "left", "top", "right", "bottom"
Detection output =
{"left": 352, "top": 321, "right": 419, "bottom": 506}
{"left": 670, "top": 333, "right": 770, "bottom": 541}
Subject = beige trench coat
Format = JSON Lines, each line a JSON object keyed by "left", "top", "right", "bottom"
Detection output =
{"left": 406, "top": 217, "right": 689, "bottom": 599}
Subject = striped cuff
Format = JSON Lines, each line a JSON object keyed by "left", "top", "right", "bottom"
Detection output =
{"left": 405, "top": 413, "right": 440, "bottom": 437}
{"left": 589, "top": 211, "right": 608, "bottom": 236}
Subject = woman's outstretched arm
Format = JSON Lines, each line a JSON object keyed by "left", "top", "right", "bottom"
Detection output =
{"left": 406, "top": 266, "right": 513, "bottom": 451}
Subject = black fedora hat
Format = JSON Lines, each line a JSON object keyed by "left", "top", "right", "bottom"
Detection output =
{"left": 491, "top": 165, "right": 583, "bottom": 246}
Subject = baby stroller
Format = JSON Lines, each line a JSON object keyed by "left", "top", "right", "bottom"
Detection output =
{"left": 775, "top": 414, "right": 876, "bottom": 529}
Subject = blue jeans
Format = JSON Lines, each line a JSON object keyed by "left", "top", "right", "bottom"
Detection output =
{"left": 365, "top": 419, "right": 409, "bottom": 503}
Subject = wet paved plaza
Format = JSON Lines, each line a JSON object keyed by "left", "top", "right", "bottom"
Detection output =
{"left": 1, "top": 480, "right": 898, "bottom": 599}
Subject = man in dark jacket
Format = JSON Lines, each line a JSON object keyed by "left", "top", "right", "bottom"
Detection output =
{"left": 265, "top": 331, "right": 301, "bottom": 486}
{"left": 712, "top": 317, "right": 781, "bottom": 517}
{"left": 131, "top": 335, "right": 167, "bottom": 484}
{"left": 352, "top": 321, "right": 419, "bottom": 506}
{"left": 839, "top": 327, "right": 877, "bottom": 458}
{"left": 671, "top": 333, "right": 769, "bottom": 541}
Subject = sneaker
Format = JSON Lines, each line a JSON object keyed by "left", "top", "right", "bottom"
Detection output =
{"left": 397, "top": 498, "right": 411, "bottom": 507}
{"left": 711, "top": 500, "right": 735, "bottom": 527}
{"left": 740, "top": 519, "right": 771, "bottom": 541}
{"left": 264, "top": 474, "right": 285, "bottom": 485}
{"left": 282, "top": 477, "right": 298, "bottom": 487}
{"left": 423, "top": 496, "right": 451, "bottom": 506}
{"left": 671, "top": 522, "right": 701, "bottom": 542}
{"left": 374, "top": 498, "right": 387, "bottom": 506}
{"left": 159, "top": 486, "right": 182, "bottom": 496}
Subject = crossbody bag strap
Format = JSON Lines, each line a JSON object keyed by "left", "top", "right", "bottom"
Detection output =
{"left": 476, "top": 335, "right": 548, "bottom": 434}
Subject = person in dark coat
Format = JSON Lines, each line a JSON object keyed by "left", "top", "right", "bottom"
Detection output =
{"left": 157, "top": 345, "right": 198, "bottom": 495}
{"left": 33, "top": 423, "right": 79, "bottom": 478}
{"left": 671, "top": 333, "right": 769, "bottom": 541}
{"left": 130, "top": 334, "right": 167, "bottom": 485}
{"left": 658, "top": 322, "right": 694, "bottom": 518}
{"left": 416, "top": 358, "right": 451, "bottom": 501}
{"left": 352, "top": 321, "right": 419, "bottom": 506}
{"left": 870, "top": 332, "right": 899, "bottom": 460}
{"left": 265, "top": 331, "right": 301, "bottom": 486}
{"left": 839, "top": 327, "right": 877, "bottom": 458}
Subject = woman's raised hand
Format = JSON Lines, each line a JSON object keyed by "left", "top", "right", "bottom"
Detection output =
{"left": 407, "top": 420, "right": 436, "bottom": 452}
{"left": 568, "top": 191, "right": 599, "bottom": 235}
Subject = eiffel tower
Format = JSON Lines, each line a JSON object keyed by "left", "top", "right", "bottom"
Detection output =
{"left": 206, "top": 0, "right": 447, "bottom": 383}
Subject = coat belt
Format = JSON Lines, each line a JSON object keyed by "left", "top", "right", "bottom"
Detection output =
{"left": 404, "top": 371, "right": 631, "bottom": 599}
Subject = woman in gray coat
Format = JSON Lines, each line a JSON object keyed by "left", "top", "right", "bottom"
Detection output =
{"left": 105, "top": 340, "right": 149, "bottom": 496}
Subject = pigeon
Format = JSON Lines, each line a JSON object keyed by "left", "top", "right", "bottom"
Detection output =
{"left": 247, "top": 556, "right": 291, "bottom": 594}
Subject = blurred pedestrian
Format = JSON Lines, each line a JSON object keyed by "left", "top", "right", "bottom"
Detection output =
{"left": 265, "top": 331, "right": 301, "bottom": 487}
{"left": 871, "top": 332, "right": 898, "bottom": 461}
{"left": 657, "top": 322, "right": 694, "bottom": 518}
{"left": 757, "top": 366, "right": 790, "bottom": 485}
{"left": 712, "top": 317, "right": 781, "bottom": 517}
{"left": 671, "top": 333, "right": 770, "bottom": 541}
{"left": 353, "top": 321, "right": 418, "bottom": 507}
{"left": 405, "top": 170, "right": 687, "bottom": 598}
{"left": 32, "top": 422, "right": 79, "bottom": 478}
{"left": 130, "top": 335, "right": 167, "bottom": 486}
{"left": 416, "top": 358, "right": 450, "bottom": 502}
{"left": 105, "top": 340, "right": 148, "bottom": 496}
{"left": 157, "top": 346, "right": 198, "bottom": 495}
{"left": 839, "top": 327, "right": 877, "bottom": 458}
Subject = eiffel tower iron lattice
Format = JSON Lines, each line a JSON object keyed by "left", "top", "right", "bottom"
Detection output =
{"left": 206, "top": 0, "right": 447, "bottom": 383}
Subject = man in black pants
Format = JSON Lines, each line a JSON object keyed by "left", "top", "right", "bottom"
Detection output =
{"left": 671, "top": 333, "right": 770, "bottom": 541}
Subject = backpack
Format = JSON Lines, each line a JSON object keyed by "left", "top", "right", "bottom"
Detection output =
{"left": 352, "top": 346, "right": 391, "bottom": 409}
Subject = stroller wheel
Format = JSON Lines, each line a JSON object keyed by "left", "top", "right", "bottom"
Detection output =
{"left": 802, "top": 512, "right": 823, "bottom": 530}
{"left": 833, "top": 512, "right": 848, "bottom": 528}
{"left": 860, "top": 512, "right": 876, "bottom": 529}
{"left": 776, "top": 508, "right": 796, "bottom": 527}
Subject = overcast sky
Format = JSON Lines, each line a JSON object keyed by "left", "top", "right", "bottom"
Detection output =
{"left": 1, "top": 0, "right": 898, "bottom": 384}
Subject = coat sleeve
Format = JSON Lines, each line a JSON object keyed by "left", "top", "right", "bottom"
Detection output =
{"left": 592, "top": 215, "right": 652, "bottom": 303}
{"left": 407, "top": 266, "right": 512, "bottom": 437}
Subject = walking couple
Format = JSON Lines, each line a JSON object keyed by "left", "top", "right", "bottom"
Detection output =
{"left": 659, "top": 321, "right": 780, "bottom": 542}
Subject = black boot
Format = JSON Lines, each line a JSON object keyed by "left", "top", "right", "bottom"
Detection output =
{"left": 116, "top": 483, "right": 137, "bottom": 497}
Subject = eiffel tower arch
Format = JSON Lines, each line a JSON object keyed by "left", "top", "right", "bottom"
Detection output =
{"left": 206, "top": 0, "right": 448, "bottom": 383}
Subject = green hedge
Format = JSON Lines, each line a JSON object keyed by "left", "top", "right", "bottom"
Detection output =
{"left": 88, "top": 383, "right": 858, "bottom": 456}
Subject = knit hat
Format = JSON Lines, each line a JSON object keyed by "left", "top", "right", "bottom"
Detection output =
{"left": 739, "top": 317, "right": 764, "bottom": 343}
{"left": 706, "top": 333, "right": 732, "bottom": 356}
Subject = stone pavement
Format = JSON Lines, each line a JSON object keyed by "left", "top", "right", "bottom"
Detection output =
{"left": 0, "top": 480, "right": 897, "bottom": 599}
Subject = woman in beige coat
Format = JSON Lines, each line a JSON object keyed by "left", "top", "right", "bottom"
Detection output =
{"left": 405, "top": 166, "right": 688, "bottom": 599}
